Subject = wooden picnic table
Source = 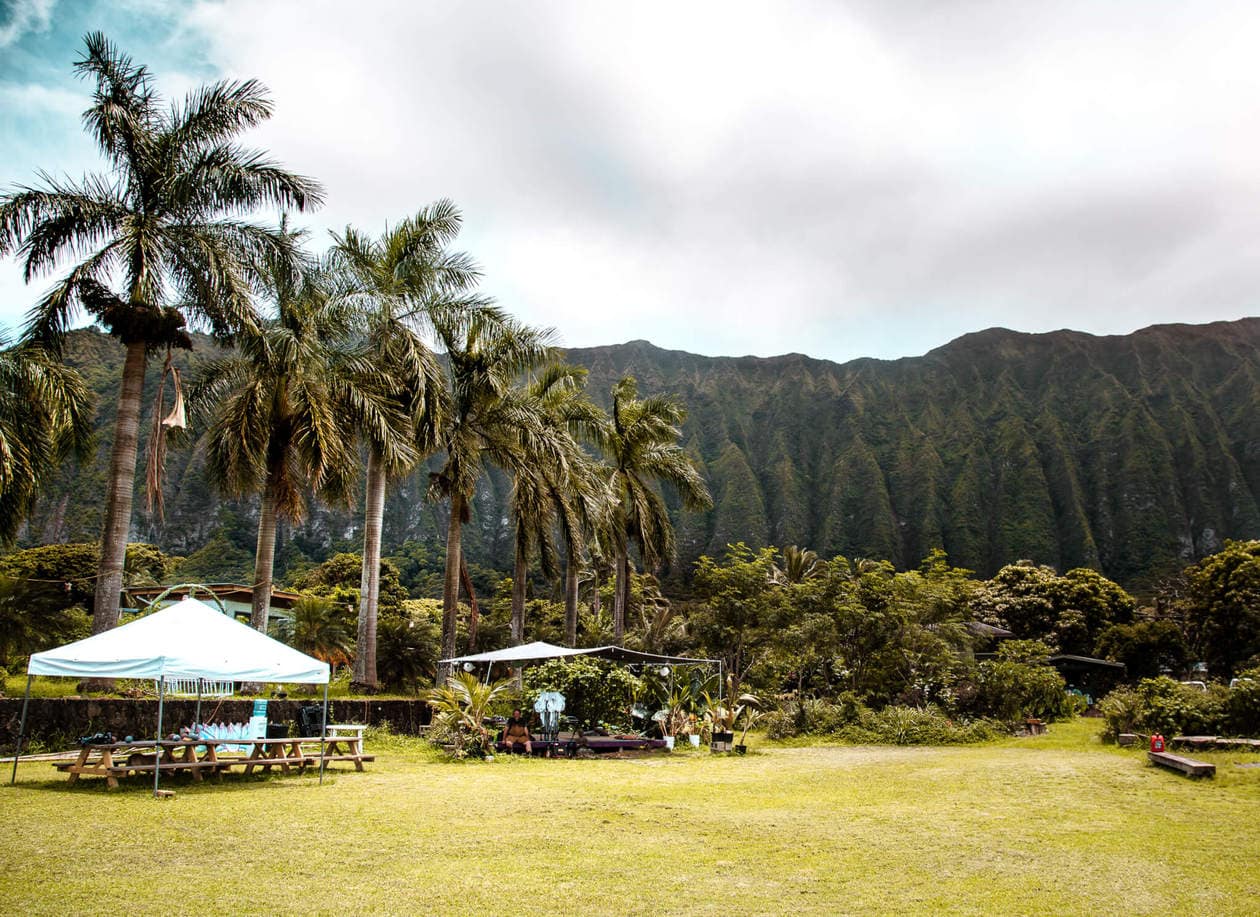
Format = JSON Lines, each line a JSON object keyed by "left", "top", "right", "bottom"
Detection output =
{"left": 53, "top": 731, "right": 374, "bottom": 787}
{"left": 55, "top": 739, "right": 230, "bottom": 789}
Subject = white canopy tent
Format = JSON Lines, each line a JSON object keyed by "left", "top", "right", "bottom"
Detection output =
{"left": 442, "top": 640, "right": 723, "bottom": 701}
{"left": 442, "top": 640, "right": 719, "bottom": 669}
{"left": 11, "top": 597, "right": 332, "bottom": 793}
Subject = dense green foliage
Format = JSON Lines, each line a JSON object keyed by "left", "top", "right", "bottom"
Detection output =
{"left": 966, "top": 641, "right": 1075, "bottom": 723}
{"left": 1098, "top": 675, "right": 1255, "bottom": 739}
{"left": 0, "top": 339, "right": 93, "bottom": 543}
{"left": 0, "top": 542, "right": 174, "bottom": 669}
{"left": 522, "top": 656, "right": 644, "bottom": 727}
{"left": 21, "top": 320, "right": 1260, "bottom": 592}
{"left": 1182, "top": 539, "right": 1260, "bottom": 678}
{"left": 972, "top": 562, "right": 1136, "bottom": 654}
{"left": 1094, "top": 619, "right": 1189, "bottom": 681}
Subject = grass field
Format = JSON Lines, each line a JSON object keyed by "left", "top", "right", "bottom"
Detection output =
{"left": 3, "top": 720, "right": 1258, "bottom": 916}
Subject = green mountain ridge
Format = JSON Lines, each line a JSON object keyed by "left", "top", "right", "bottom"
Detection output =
{"left": 21, "top": 318, "right": 1260, "bottom": 590}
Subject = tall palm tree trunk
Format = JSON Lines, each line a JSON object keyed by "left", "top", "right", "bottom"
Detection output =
{"left": 510, "top": 536, "right": 527, "bottom": 645}
{"left": 251, "top": 479, "right": 279, "bottom": 632}
{"left": 460, "top": 556, "right": 480, "bottom": 651}
{"left": 564, "top": 549, "right": 579, "bottom": 646}
{"left": 613, "top": 545, "right": 629, "bottom": 642}
{"left": 354, "top": 449, "right": 386, "bottom": 689}
{"left": 91, "top": 340, "right": 147, "bottom": 635}
{"left": 439, "top": 493, "right": 465, "bottom": 682}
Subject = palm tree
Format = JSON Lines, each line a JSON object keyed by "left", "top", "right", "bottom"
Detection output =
{"left": 428, "top": 312, "right": 558, "bottom": 678}
{"left": 197, "top": 254, "right": 402, "bottom": 632}
{"left": 291, "top": 595, "right": 354, "bottom": 669}
{"left": 773, "top": 545, "right": 823, "bottom": 584}
{"left": 596, "top": 376, "right": 711, "bottom": 641}
{"left": 507, "top": 364, "right": 610, "bottom": 646}
{"left": 628, "top": 574, "right": 684, "bottom": 655}
{"left": 327, "top": 201, "right": 485, "bottom": 688}
{"left": 0, "top": 336, "right": 94, "bottom": 543}
{"left": 0, "top": 33, "right": 321, "bottom": 635}
{"left": 423, "top": 671, "right": 514, "bottom": 756}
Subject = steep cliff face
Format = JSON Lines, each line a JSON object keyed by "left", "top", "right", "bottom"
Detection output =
{"left": 567, "top": 320, "right": 1260, "bottom": 586}
{"left": 22, "top": 319, "right": 1260, "bottom": 588}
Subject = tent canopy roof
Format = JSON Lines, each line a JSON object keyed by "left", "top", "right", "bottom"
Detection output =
{"left": 441, "top": 640, "right": 718, "bottom": 667}
{"left": 28, "top": 597, "right": 330, "bottom": 683}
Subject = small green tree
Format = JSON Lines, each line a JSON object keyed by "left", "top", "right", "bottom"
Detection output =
{"left": 1183, "top": 540, "right": 1260, "bottom": 678}
{"left": 290, "top": 595, "right": 354, "bottom": 668}
{"left": 523, "top": 657, "right": 643, "bottom": 727}
{"left": 971, "top": 640, "right": 1071, "bottom": 723}
{"left": 690, "top": 543, "right": 782, "bottom": 692}
{"left": 424, "top": 672, "right": 514, "bottom": 757}
{"left": 1094, "top": 619, "right": 1188, "bottom": 681}
{"left": 377, "top": 600, "right": 442, "bottom": 694}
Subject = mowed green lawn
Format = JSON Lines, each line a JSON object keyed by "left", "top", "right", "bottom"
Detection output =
{"left": 3, "top": 720, "right": 1258, "bottom": 916}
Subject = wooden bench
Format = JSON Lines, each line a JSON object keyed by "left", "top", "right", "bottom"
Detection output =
{"left": 1149, "top": 750, "right": 1215, "bottom": 777}
{"left": 320, "top": 725, "right": 370, "bottom": 771}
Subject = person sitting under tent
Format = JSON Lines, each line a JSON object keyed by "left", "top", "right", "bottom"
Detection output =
{"left": 502, "top": 709, "right": 533, "bottom": 754}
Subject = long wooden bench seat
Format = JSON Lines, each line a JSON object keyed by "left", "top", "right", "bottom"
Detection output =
{"left": 53, "top": 760, "right": 228, "bottom": 773}
{"left": 107, "top": 762, "right": 231, "bottom": 774}
{"left": 1149, "top": 750, "right": 1215, "bottom": 777}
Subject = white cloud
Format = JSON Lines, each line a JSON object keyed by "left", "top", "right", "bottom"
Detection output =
{"left": 0, "top": 0, "right": 55, "bottom": 48}
{"left": 3, "top": 0, "right": 1259, "bottom": 359}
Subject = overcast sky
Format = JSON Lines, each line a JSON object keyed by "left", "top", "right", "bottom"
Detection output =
{"left": 2, "top": 0, "right": 1258, "bottom": 362}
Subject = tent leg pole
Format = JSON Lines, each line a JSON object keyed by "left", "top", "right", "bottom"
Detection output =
{"left": 195, "top": 679, "right": 202, "bottom": 730}
{"left": 154, "top": 678, "right": 165, "bottom": 798}
{"left": 319, "top": 681, "right": 329, "bottom": 785}
{"left": 9, "top": 674, "right": 32, "bottom": 785}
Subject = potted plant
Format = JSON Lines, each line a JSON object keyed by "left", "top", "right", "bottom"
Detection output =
{"left": 734, "top": 696, "right": 764, "bottom": 755}
{"left": 706, "top": 679, "right": 760, "bottom": 752}
{"left": 704, "top": 696, "right": 736, "bottom": 752}
{"left": 685, "top": 714, "right": 702, "bottom": 747}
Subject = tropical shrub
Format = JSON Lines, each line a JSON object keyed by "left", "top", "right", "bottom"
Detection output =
{"left": 1094, "top": 619, "right": 1188, "bottom": 681}
{"left": 968, "top": 642, "right": 1073, "bottom": 723}
{"left": 839, "top": 706, "right": 1004, "bottom": 745}
{"left": 424, "top": 673, "right": 514, "bottom": 758}
{"left": 762, "top": 692, "right": 869, "bottom": 739}
{"left": 523, "top": 656, "right": 643, "bottom": 727}
{"left": 376, "top": 603, "right": 442, "bottom": 694}
{"left": 763, "top": 708, "right": 798, "bottom": 740}
{"left": 1099, "top": 676, "right": 1229, "bottom": 739}
{"left": 1225, "top": 669, "right": 1260, "bottom": 735}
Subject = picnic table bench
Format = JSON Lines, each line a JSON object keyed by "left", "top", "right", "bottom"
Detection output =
{"left": 1149, "top": 750, "right": 1216, "bottom": 778}
{"left": 52, "top": 731, "right": 374, "bottom": 788}
{"left": 322, "top": 723, "right": 372, "bottom": 771}
{"left": 55, "top": 739, "right": 234, "bottom": 788}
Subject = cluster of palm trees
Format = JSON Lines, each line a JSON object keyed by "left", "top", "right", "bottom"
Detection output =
{"left": 0, "top": 34, "right": 711, "bottom": 686}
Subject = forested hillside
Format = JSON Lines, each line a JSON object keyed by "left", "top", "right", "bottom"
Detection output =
{"left": 20, "top": 319, "right": 1260, "bottom": 589}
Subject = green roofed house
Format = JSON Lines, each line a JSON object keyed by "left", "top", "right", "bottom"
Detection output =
{"left": 123, "top": 583, "right": 304, "bottom": 628}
